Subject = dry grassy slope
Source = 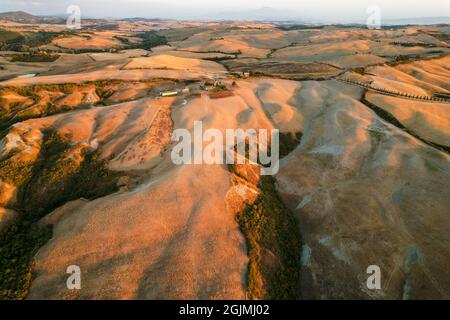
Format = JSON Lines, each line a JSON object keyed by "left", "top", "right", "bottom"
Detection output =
{"left": 171, "top": 25, "right": 449, "bottom": 64}
{"left": 275, "top": 80, "right": 450, "bottom": 299}
{"left": 395, "top": 57, "right": 450, "bottom": 92}
{"left": 2, "top": 97, "right": 173, "bottom": 168}
{"left": 3, "top": 94, "right": 249, "bottom": 299}
{"left": 272, "top": 40, "right": 373, "bottom": 62}
{"left": 366, "top": 92, "right": 450, "bottom": 147}
{"left": 122, "top": 54, "right": 226, "bottom": 74}
{"left": 28, "top": 164, "right": 248, "bottom": 299}
{"left": 366, "top": 56, "right": 450, "bottom": 95}
{"left": 173, "top": 30, "right": 271, "bottom": 58}
{"left": 52, "top": 32, "right": 124, "bottom": 50}
{"left": 0, "top": 71, "right": 200, "bottom": 87}
{"left": 24, "top": 79, "right": 302, "bottom": 299}
{"left": 13, "top": 77, "right": 448, "bottom": 299}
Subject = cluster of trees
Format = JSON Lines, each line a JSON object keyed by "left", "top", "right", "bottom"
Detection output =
{"left": 0, "top": 29, "right": 59, "bottom": 52}
{"left": 227, "top": 132, "right": 303, "bottom": 299}
{"left": 11, "top": 52, "right": 60, "bottom": 62}
{"left": 134, "top": 31, "right": 168, "bottom": 50}
{"left": 391, "top": 41, "right": 437, "bottom": 48}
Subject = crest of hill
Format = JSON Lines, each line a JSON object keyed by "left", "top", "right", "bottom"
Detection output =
{"left": 0, "top": 10, "right": 64, "bottom": 24}
{"left": 122, "top": 54, "right": 226, "bottom": 73}
{"left": 0, "top": 11, "right": 43, "bottom": 23}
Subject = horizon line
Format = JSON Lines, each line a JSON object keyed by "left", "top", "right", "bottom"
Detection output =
{"left": 0, "top": 10, "right": 449, "bottom": 25}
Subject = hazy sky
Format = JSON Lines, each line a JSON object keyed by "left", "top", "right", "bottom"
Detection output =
{"left": 2, "top": 0, "right": 450, "bottom": 21}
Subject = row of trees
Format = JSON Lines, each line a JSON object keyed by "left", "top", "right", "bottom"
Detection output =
{"left": 340, "top": 78, "right": 449, "bottom": 102}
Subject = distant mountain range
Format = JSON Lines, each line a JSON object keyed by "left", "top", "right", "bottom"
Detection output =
{"left": 381, "top": 17, "right": 450, "bottom": 25}
{"left": 0, "top": 11, "right": 107, "bottom": 24}
{"left": 0, "top": 10, "right": 449, "bottom": 26}
{"left": 206, "top": 7, "right": 450, "bottom": 25}
{"left": 0, "top": 11, "right": 66, "bottom": 24}
{"left": 209, "top": 6, "right": 307, "bottom": 22}
{"left": 118, "top": 17, "right": 164, "bottom": 22}
{"left": 0, "top": 11, "right": 44, "bottom": 23}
